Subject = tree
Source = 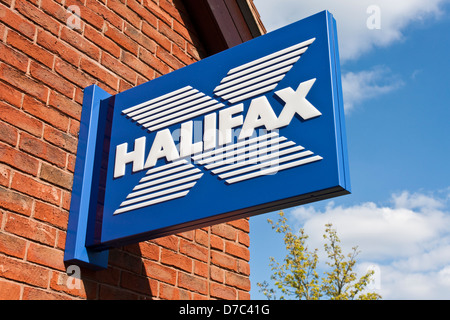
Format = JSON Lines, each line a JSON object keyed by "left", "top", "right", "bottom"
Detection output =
{"left": 257, "top": 211, "right": 381, "bottom": 300}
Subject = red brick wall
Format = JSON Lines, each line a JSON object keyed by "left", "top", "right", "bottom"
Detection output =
{"left": 0, "top": 0, "right": 250, "bottom": 300}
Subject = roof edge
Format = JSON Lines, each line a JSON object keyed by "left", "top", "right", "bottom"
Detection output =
{"left": 182, "top": 0, "right": 266, "bottom": 56}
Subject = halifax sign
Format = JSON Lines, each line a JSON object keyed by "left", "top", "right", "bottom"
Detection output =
{"left": 64, "top": 11, "right": 350, "bottom": 269}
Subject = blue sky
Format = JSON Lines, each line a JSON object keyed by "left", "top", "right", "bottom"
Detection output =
{"left": 250, "top": 0, "right": 450, "bottom": 299}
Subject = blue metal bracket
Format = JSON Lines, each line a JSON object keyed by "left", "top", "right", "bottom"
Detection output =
{"left": 64, "top": 85, "right": 111, "bottom": 270}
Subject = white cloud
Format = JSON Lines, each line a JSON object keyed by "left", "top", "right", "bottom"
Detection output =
{"left": 288, "top": 189, "right": 450, "bottom": 299}
{"left": 254, "top": 0, "right": 448, "bottom": 61}
{"left": 341, "top": 66, "right": 403, "bottom": 112}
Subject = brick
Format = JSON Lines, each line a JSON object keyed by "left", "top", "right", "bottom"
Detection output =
{"left": 0, "top": 63, "right": 48, "bottom": 102}
{"left": 0, "top": 143, "right": 40, "bottom": 176}
{"left": 178, "top": 272, "right": 207, "bottom": 295}
{"left": 15, "top": 0, "right": 60, "bottom": 35}
{"left": 0, "top": 102, "right": 43, "bottom": 137}
{"left": 172, "top": 18, "right": 195, "bottom": 44}
{"left": 160, "top": 0, "right": 185, "bottom": 24}
{"left": 81, "top": 264, "right": 120, "bottom": 287}
{"left": 27, "top": 242, "right": 65, "bottom": 270}
{"left": 66, "top": 0, "right": 105, "bottom": 30}
{"left": 0, "top": 81, "right": 23, "bottom": 108}
{"left": 5, "top": 212, "right": 57, "bottom": 246}
{"left": 49, "top": 271, "right": 88, "bottom": 299}
{"left": 108, "top": 248, "right": 142, "bottom": 274}
{"left": 0, "top": 42, "right": 28, "bottom": 72}
{"left": 84, "top": 25, "right": 120, "bottom": 59}
{"left": 104, "top": 23, "right": 138, "bottom": 56}
{"left": 0, "top": 3, "right": 36, "bottom": 39}
{"left": 156, "top": 46, "right": 184, "bottom": 71}
{"left": 136, "top": 75, "right": 148, "bottom": 86}
{"left": 74, "top": 87, "right": 84, "bottom": 105}
{"left": 212, "top": 223, "right": 236, "bottom": 241}
{"left": 85, "top": 0, "right": 122, "bottom": 30}
{"left": 139, "top": 47, "right": 170, "bottom": 76}
{"left": 0, "top": 0, "right": 12, "bottom": 8}
{"left": 194, "top": 260, "right": 208, "bottom": 278}
{"left": 151, "top": 235, "right": 178, "bottom": 251}
{"left": 120, "top": 271, "right": 154, "bottom": 296}
{"left": 172, "top": 44, "right": 196, "bottom": 67}
{"left": 66, "top": 154, "right": 76, "bottom": 173}
{"left": 160, "top": 283, "right": 191, "bottom": 300}
{"left": 178, "top": 230, "right": 194, "bottom": 241}
{"left": 68, "top": 119, "right": 80, "bottom": 137}
{"left": 124, "top": 22, "right": 157, "bottom": 54}
{"left": 30, "top": 61, "right": 74, "bottom": 99}
{"left": 187, "top": 42, "right": 205, "bottom": 61}
{"left": 34, "top": 200, "right": 69, "bottom": 229}
{"left": 238, "top": 230, "right": 250, "bottom": 247}
{"left": 225, "top": 271, "right": 251, "bottom": 291}
{"left": 238, "top": 290, "right": 251, "bottom": 300}
{"left": 80, "top": 57, "right": 119, "bottom": 91}
{"left": 48, "top": 91, "right": 82, "bottom": 121}
{"left": 22, "top": 287, "right": 71, "bottom": 300}
{"left": 192, "top": 292, "right": 208, "bottom": 300}
{"left": 22, "top": 95, "right": 69, "bottom": 132}
{"left": 99, "top": 284, "right": 139, "bottom": 300}
{"left": 56, "top": 229, "right": 66, "bottom": 250}
{"left": 0, "top": 253, "right": 50, "bottom": 288}
{"left": 143, "top": 260, "right": 176, "bottom": 285}
{"left": 161, "top": 248, "right": 192, "bottom": 273}
{"left": 227, "top": 219, "right": 250, "bottom": 232}
{"left": 195, "top": 229, "right": 209, "bottom": 247}
{"left": 54, "top": 57, "right": 95, "bottom": 89}
{"left": 37, "top": 29, "right": 80, "bottom": 67}
{"left": 210, "top": 265, "right": 224, "bottom": 283}
{"left": 101, "top": 52, "right": 137, "bottom": 84}
{"left": 143, "top": 0, "right": 172, "bottom": 26}
{"left": 7, "top": 30, "right": 54, "bottom": 69}
{"left": 211, "top": 251, "right": 237, "bottom": 271}
{"left": 60, "top": 26, "right": 100, "bottom": 61}
{"left": 119, "top": 79, "right": 133, "bottom": 92}
{"left": 0, "top": 120, "right": 18, "bottom": 146}
{"left": 237, "top": 260, "right": 250, "bottom": 276}
{"left": 43, "top": 125, "right": 78, "bottom": 154}
{"left": 159, "top": 21, "right": 185, "bottom": 49}
{"left": 39, "top": 0, "right": 67, "bottom": 24}
{"left": 19, "top": 132, "right": 67, "bottom": 168}
{"left": 136, "top": 241, "right": 159, "bottom": 261}
{"left": 210, "top": 282, "right": 237, "bottom": 300}
{"left": 11, "top": 171, "right": 62, "bottom": 206}
{"left": 0, "top": 186, "right": 34, "bottom": 216}
{"left": 62, "top": 190, "right": 71, "bottom": 210}
{"left": 127, "top": 0, "right": 157, "bottom": 28}
{"left": 142, "top": 21, "right": 171, "bottom": 52}
{"left": 107, "top": 0, "right": 141, "bottom": 29}
{"left": 0, "top": 164, "right": 10, "bottom": 187}
{"left": 0, "top": 280, "right": 22, "bottom": 300}
{"left": 210, "top": 234, "right": 224, "bottom": 251}
{"left": 225, "top": 241, "right": 250, "bottom": 261}
{"left": 180, "top": 239, "right": 208, "bottom": 262}
{"left": 0, "top": 232, "right": 27, "bottom": 258}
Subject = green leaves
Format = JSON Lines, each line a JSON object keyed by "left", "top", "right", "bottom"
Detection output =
{"left": 257, "top": 212, "right": 381, "bottom": 300}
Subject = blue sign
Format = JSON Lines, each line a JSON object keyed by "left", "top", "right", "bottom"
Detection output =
{"left": 64, "top": 11, "right": 350, "bottom": 269}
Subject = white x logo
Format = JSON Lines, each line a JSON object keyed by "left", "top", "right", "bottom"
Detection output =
{"left": 274, "top": 78, "right": 321, "bottom": 128}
